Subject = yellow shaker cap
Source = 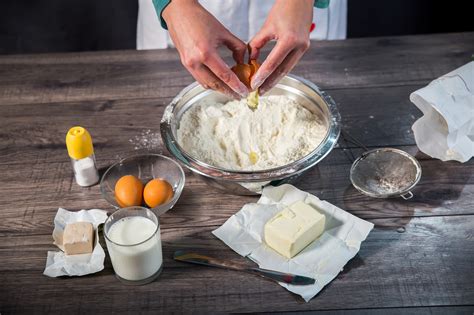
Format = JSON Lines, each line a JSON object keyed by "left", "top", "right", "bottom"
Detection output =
{"left": 66, "top": 126, "right": 94, "bottom": 160}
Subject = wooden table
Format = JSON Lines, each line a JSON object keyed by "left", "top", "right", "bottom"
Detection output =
{"left": 1, "top": 32, "right": 473, "bottom": 314}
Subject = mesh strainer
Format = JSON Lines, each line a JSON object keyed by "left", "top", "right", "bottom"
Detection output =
{"left": 349, "top": 148, "right": 422, "bottom": 199}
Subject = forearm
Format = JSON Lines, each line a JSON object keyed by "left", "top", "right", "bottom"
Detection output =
{"left": 161, "top": 0, "right": 199, "bottom": 27}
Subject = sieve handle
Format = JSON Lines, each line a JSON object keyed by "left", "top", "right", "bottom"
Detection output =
{"left": 401, "top": 191, "right": 413, "bottom": 200}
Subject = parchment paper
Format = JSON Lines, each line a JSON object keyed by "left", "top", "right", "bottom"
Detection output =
{"left": 43, "top": 208, "right": 108, "bottom": 277}
{"left": 213, "top": 184, "right": 374, "bottom": 302}
{"left": 410, "top": 61, "right": 474, "bottom": 162}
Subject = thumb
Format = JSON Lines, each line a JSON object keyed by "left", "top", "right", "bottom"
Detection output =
{"left": 222, "top": 32, "right": 247, "bottom": 65}
{"left": 248, "top": 29, "right": 274, "bottom": 61}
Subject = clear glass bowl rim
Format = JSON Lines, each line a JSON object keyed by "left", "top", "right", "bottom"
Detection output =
{"left": 99, "top": 153, "right": 185, "bottom": 212}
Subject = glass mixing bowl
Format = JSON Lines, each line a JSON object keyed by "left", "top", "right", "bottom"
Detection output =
{"left": 160, "top": 75, "right": 340, "bottom": 195}
{"left": 100, "top": 154, "right": 185, "bottom": 216}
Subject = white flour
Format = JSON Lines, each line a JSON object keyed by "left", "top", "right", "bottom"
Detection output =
{"left": 177, "top": 95, "right": 327, "bottom": 171}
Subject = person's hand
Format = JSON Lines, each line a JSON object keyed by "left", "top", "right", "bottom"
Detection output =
{"left": 248, "top": 0, "right": 313, "bottom": 94}
{"left": 163, "top": 0, "right": 248, "bottom": 98}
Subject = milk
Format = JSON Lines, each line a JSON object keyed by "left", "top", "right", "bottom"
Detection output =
{"left": 106, "top": 216, "right": 162, "bottom": 281}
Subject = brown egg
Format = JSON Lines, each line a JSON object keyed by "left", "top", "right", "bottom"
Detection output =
{"left": 114, "top": 175, "right": 144, "bottom": 208}
{"left": 231, "top": 60, "right": 260, "bottom": 89}
{"left": 249, "top": 59, "right": 260, "bottom": 77}
{"left": 143, "top": 178, "right": 174, "bottom": 208}
{"left": 231, "top": 64, "right": 253, "bottom": 88}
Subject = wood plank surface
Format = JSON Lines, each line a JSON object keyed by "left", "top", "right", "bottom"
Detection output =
{"left": 0, "top": 32, "right": 472, "bottom": 105}
{"left": 1, "top": 216, "right": 473, "bottom": 313}
{"left": 0, "top": 144, "right": 473, "bottom": 236}
{"left": 1, "top": 32, "right": 473, "bottom": 314}
{"left": 273, "top": 306, "right": 474, "bottom": 315}
{"left": 0, "top": 83, "right": 427, "bottom": 159}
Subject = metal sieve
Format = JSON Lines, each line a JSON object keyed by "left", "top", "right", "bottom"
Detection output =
{"left": 349, "top": 148, "right": 422, "bottom": 199}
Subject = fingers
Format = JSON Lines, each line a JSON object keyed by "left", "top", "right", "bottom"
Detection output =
{"left": 222, "top": 33, "right": 247, "bottom": 65}
{"left": 181, "top": 46, "right": 248, "bottom": 98}
{"left": 251, "top": 33, "right": 310, "bottom": 91}
{"left": 259, "top": 48, "right": 306, "bottom": 95}
{"left": 250, "top": 39, "right": 292, "bottom": 90}
{"left": 248, "top": 29, "right": 274, "bottom": 61}
{"left": 203, "top": 52, "right": 249, "bottom": 97}
{"left": 191, "top": 64, "right": 241, "bottom": 99}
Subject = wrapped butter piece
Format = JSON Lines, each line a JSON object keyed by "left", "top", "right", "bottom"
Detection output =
{"left": 43, "top": 208, "right": 108, "bottom": 277}
{"left": 410, "top": 61, "right": 474, "bottom": 162}
{"left": 265, "top": 201, "right": 325, "bottom": 258}
{"left": 63, "top": 222, "right": 94, "bottom": 255}
{"left": 213, "top": 184, "right": 374, "bottom": 302}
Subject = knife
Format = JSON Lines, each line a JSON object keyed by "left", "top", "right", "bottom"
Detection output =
{"left": 173, "top": 250, "right": 316, "bottom": 285}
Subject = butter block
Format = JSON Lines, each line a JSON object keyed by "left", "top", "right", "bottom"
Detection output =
{"left": 63, "top": 222, "right": 94, "bottom": 255}
{"left": 264, "top": 201, "right": 325, "bottom": 258}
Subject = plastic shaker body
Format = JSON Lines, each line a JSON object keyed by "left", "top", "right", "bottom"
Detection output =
{"left": 66, "top": 126, "right": 100, "bottom": 187}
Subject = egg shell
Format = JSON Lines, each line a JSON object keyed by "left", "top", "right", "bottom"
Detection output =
{"left": 231, "top": 60, "right": 260, "bottom": 89}
{"left": 143, "top": 178, "right": 174, "bottom": 208}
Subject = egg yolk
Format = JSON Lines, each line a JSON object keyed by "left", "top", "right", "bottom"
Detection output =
{"left": 232, "top": 60, "right": 260, "bottom": 110}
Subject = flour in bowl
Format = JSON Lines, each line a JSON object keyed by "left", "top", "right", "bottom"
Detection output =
{"left": 177, "top": 95, "right": 327, "bottom": 171}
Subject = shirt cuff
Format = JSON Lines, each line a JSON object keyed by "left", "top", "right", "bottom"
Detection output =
{"left": 152, "top": 0, "right": 171, "bottom": 30}
{"left": 315, "top": 0, "right": 330, "bottom": 9}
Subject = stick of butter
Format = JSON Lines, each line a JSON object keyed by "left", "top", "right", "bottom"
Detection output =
{"left": 264, "top": 201, "right": 326, "bottom": 258}
{"left": 63, "top": 221, "right": 94, "bottom": 255}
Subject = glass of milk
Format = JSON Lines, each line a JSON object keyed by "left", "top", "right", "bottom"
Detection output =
{"left": 104, "top": 206, "right": 163, "bottom": 285}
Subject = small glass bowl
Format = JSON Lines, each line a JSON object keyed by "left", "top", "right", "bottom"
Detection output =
{"left": 100, "top": 154, "right": 185, "bottom": 216}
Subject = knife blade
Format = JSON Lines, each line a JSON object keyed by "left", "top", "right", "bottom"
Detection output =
{"left": 173, "top": 250, "right": 316, "bottom": 286}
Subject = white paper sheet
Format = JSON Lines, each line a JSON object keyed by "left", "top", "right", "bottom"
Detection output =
{"left": 410, "top": 61, "right": 474, "bottom": 162}
{"left": 43, "top": 208, "right": 108, "bottom": 277}
{"left": 213, "top": 184, "right": 374, "bottom": 302}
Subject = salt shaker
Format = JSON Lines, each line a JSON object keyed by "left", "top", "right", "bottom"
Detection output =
{"left": 66, "top": 126, "right": 100, "bottom": 187}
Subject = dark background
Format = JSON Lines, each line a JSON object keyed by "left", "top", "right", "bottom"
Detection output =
{"left": 0, "top": 0, "right": 473, "bottom": 55}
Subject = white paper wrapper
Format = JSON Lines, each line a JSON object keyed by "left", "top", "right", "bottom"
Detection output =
{"left": 43, "top": 208, "right": 108, "bottom": 277}
{"left": 213, "top": 184, "right": 374, "bottom": 302}
{"left": 410, "top": 61, "right": 474, "bottom": 162}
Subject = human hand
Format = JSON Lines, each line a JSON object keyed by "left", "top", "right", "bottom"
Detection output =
{"left": 163, "top": 0, "right": 248, "bottom": 98}
{"left": 248, "top": 0, "right": 313, "bottom": 94}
